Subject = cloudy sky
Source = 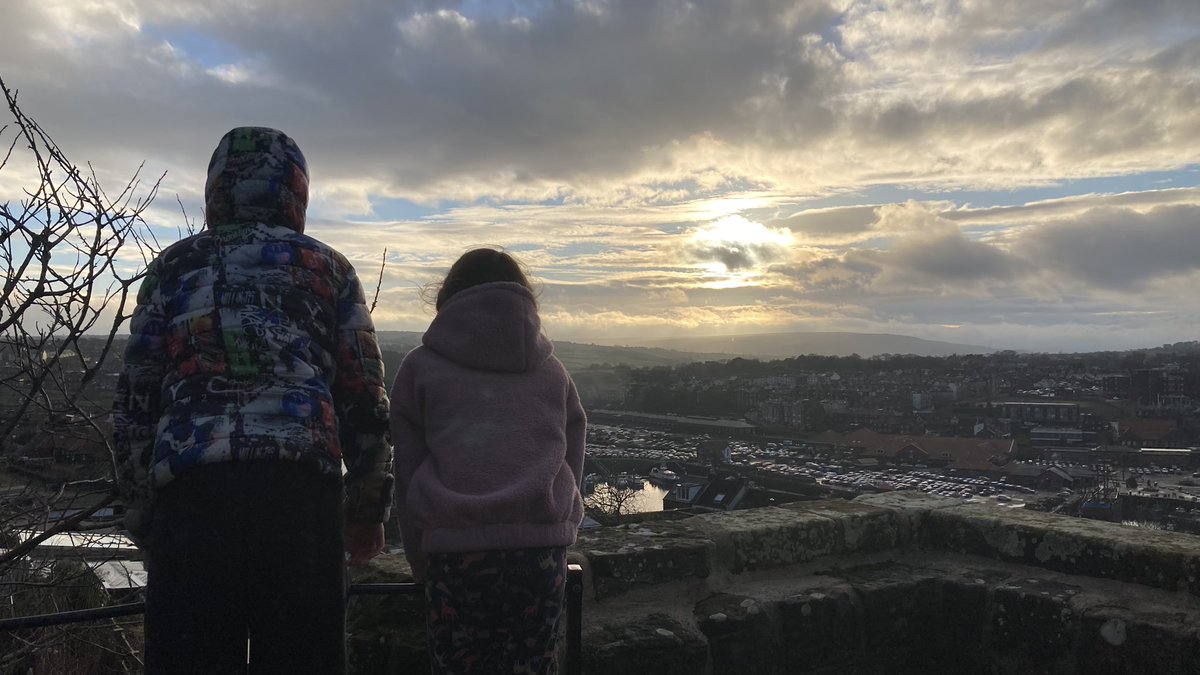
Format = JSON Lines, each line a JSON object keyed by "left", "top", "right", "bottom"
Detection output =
{"left": 2, "top": 0, "right": 1199, "bottom": 352}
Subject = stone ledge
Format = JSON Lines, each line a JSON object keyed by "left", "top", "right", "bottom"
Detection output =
{"left": 569, "top": 493, "right": 1200, "bottom": 601}
{"left": 573, "top": 519, "right": 714, "bottom": 599}
{"left": 695, "top": 591, "right": 781, "bottom": 669}
{"left": 916, "top": 499, "right": 1200, "bottom": 595}
{"left": 784, "top": 498, "right": 903, "bottom": 554}
{"left": 572, "top": 497, "right": 911, "bottom": 598}
{"left": 580, "top": 554, "right": 1200, "bottom": 675}
{"left": 853, "top": 490, "right": 970, "bottom": 544}
{"left": 688, "top": 506, "right": 839, "bottom": 573}
{"left": 347, "top": 495, "right": 1200, "bottom": 674}
{"left": 1076, "top": 600, "right": 1200, "bottom": 674}
{"left": 581, "top": 612, "right": 708, "bottom": 675}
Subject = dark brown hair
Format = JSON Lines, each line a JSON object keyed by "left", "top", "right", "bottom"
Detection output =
{"left": 433, "top": 247, "right": 534, "bottom": 310}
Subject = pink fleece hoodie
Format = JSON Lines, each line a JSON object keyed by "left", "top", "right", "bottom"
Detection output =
{"left": 389, "top": 282, "right": 586, "bottom": 580}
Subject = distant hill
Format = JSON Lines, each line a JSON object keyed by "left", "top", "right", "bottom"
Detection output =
{"left": 614, "top": 331, "right": 997, "bottom": 359}
{"left": 375, "top": 331, "right": 425, "bottom": 355}
{"left": 551, "top": 342, "right": 734, "bottom": 371}
{"left": 374, "top": 331, "right": 735, "bottom": 371}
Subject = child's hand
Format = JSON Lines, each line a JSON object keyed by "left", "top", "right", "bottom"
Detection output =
{"left": 122, "top": 501, "right": 152, "bottom": 550}
{"left": 344, "top": 521, "right": 385, "bottom": 566}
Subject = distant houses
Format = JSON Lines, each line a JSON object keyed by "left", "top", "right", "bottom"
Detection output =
{"left": 1116, "top": 417, "right": 1189, "bottom": 448}
{"left": 808, "top": 428, "right": 1014, "bottom": 476}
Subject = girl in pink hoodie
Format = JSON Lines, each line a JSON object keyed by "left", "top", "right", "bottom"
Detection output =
{"left": 390, "top": 248, "right": 586, "bottom": 674}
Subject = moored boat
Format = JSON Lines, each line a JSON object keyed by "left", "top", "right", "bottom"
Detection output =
{"left": 614, "top": 473, "right": 642, "bottom": 489}
{"left": 648, "top": 466, "right": 682, "bottom": 486}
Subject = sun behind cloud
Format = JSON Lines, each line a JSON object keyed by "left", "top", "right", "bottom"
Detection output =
{"left": 684, "top": 215, "right": 796, "bottom": 278}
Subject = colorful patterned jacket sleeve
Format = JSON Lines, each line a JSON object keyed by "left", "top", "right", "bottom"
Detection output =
{"left": 111, "top": 260, "right": 167, "bottom": 534}
{"left": 333, "top": 267, "right": 394, "bottom": 523}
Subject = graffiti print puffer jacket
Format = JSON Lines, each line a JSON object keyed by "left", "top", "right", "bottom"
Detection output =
{"left": 113, "top": 127, "right": 393, "bottom": 526}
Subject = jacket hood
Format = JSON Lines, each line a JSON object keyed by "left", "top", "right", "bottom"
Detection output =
{"left": 204, "top": 127, "right": 309, "bottom": 233}
{"left": 422, "top": 282, "right": 553, "bottom": 373}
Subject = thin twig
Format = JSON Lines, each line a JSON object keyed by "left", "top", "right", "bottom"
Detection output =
{"left": 369, "top": 247, "right": 387, "bottom": 314}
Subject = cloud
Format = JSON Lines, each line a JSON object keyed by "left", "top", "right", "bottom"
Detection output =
{"left": 643, "top": 288, "right": 690, "bottom": 305}
{"left": 765, "top": 205, "right": 881, "bottom": 242}
{"left": 301, "top": 190, "right": 1200, "bottom": 351}
{"left": 1019, "top": 203, "right": 1200, "bottom": 289}
{"left": 540, "top": 301, "right": 818, "bottom": 340}
{"left": 3, "top": 0, "right": 1200, "bottom": 352}
{"left": 3, "top": 0, "right": 1196, "bottom": 207}
{"left": 883, "top": 230, "right": 1018, "bottom": 285}
{"left": 941, "top": 187, "right": 1200, "bottom": 227}
{"left": 870, "top": 203, "right": 1021, "bottom": 285}
{"left": 681, "top": 215, "right": 796, "bottom": 272}
{"left": 769, "top": 255, "right": 879, "bottom": 294}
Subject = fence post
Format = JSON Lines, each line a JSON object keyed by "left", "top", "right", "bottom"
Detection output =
{"left": 566, "top": 563, "right": 583, "bottom": 675}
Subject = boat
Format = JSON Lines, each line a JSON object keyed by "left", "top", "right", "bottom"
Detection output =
{"left": 648, "top": 466, "right": 682, "bottom": 486}
{"left": 611, "top": 473, "right": 642, "bottom": 490}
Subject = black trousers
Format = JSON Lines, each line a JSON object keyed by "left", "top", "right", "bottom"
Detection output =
{"left": 145, "top": 462, "right": 345, "bottom": 675}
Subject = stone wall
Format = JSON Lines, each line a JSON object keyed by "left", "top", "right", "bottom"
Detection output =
{"left": 348, "top": 494, "right": 1200, "bottom": 674}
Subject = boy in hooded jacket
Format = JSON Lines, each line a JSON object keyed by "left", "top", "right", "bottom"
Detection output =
{"left": 390, "top": 247, "right": 585, "bottom": 674}
{"left": 113, "top": 127, "right": 392, "bottom": 674}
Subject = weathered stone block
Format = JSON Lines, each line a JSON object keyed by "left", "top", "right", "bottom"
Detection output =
{"left": 1176, "top": 550, "right": 1200, "bottom": 598}
{"left": 924, "top": 504, "right": 1197, "bottom": 594}
{"left": 932, "top": 574, "right": 995, "bottom": 672}
{"left": 1076, "top": 602, "right": 1200, "bottom": 675}
{"left": 991, "top": 577, "right": 1080, "bottom": 674}
{"left": 582, "top": 613, "right": 708, "bottom": 675}
{"left": 689, "top": 507, "right": 838, "bottom": 573}
{"left": 785, "top": 499, "right": 901, "bottom": 554}
{"left": 695, "top": 592, "right": 781, "bottom": 674}
{"left": 841, "top": 564, "right": 945, "bottom": 672}
{"left": 778, "top": 583, "right": 864, "bottom": 673}
{"left": 853, "top": 491, "right": 965, "bottom": 546}
{"left": 572, "top": 520, "right": 713, "bottom": 599}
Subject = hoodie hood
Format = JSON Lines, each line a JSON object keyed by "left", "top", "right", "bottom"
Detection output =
{"left": 204, "top": 127, "right": 309, "bottom": 233}
{"left": 422, "top": 282, "right": 553, "bottom": 373}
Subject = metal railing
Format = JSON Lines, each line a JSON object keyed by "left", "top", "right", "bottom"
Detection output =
{"left": 1, "top": 564, "right": 585, "bottom": 674}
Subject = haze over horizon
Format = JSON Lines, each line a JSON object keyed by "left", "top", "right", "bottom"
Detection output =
{"left": 2, "top": 0, "right": 1199, "bottom": 354}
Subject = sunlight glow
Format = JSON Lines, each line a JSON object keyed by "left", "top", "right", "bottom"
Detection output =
{"left": 684, "top": 215, "right": 796, "bottom": 285}
{"left": 698, "top": 272, "right": 762, "bottom": 289}
{"left": 691, "top": 215, "right": 795, "bottom": 248}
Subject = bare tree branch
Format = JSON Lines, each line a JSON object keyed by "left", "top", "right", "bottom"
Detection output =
{"left": 583, "top": 481, "right": 642, "bottom": 525}
{"left": 0, "top": 494, "right": 114, "bottom": 568}
{"left": 0, "top": 75, "right": 160, "bottom": 672}
{"left": 369, "top": 247, "right": 388, "bottom": 315}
